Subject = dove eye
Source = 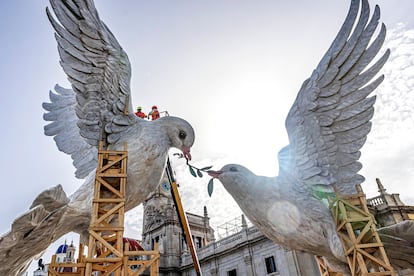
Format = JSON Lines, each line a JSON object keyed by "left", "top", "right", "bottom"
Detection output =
{"left": 229, "top": 167, "right": 238, "bottom": 172}
{"left": 179, "top": 130, "right": 186, "bottom": 140}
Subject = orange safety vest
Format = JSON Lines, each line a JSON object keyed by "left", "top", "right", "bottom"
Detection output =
{"left": 135, "top": 111, "right": 146, "bottom": 118}
{"left": 151, "top": 110, "right": 160, "bottom": 120}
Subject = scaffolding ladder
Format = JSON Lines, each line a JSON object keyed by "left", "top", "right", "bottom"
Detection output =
{"left": 317, "top": 184, "right": 395, "bottom": 276}
{"left": 49, "top": 143, "right": 160, "bottom": 275}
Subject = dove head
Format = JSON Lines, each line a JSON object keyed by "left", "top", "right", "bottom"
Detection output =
{"left": 208, "top": 164, "right": 262, "bottom": 204}
{"left": 208, "top": 164, "right": 255, "bottom": 191}
{"left": 161, "top": 116, "right": 195, "bottom": 160}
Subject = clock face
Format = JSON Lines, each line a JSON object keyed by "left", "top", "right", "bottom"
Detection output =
{"left": 161, "top": 181, "right": 170, "bottom": 191}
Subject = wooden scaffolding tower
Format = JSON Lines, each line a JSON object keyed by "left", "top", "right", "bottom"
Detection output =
{"left": 317, "top": 184, "right": 395, "bottom": 276}
{"left": 49, "top": 143, "right": 160, "bottom": 275}
{"left": 316, "top": 255, "right": 342, "bottom": 276}
{"left": 84, "top": 143, "right": 159, "bottom": 275}
{"left": 85, "top": 142, "right": 126, "bottom": 275}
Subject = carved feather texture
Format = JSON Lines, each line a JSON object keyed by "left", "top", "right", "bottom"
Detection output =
{"left": 43, "top": 85, "right": 97, "bottom": 178}
{"left": 282, "top": 0, "right": 389, "bottom": 194}
{"left": 46, "top": 0, "right": 133, "bottom": 149}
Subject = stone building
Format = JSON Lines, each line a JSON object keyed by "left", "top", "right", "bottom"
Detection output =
{"left": 141, "top": 178, "right": 215, "bottom": 274}
{"left": 367, "top": 178, "right": 414, "bottom": 226}
{"left": 179, "top": 222, "right": 320, "bottom": 275}
{"left": 141, "top": 177, "right": 414, "bottom": 276}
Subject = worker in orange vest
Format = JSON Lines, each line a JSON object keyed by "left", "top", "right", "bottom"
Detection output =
{"left": 134, "top": 106, "right": 146, "bottom": 119}
{"left": 148, "top": 105, "right": 160, "bottom": 120}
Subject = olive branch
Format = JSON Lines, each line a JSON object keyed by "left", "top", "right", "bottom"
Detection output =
{"left": 173, "top": 153, "right": 215, "bottom": 197}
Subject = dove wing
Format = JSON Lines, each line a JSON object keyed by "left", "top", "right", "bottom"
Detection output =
{"left": 43, "top": 0, "right": 139, "bottom": 178}
{"left": 279, "top": 0, "right": 389, "bottom": 194}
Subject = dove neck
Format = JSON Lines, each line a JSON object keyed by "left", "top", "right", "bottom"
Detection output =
{"left": 225, "top": 175, "right": 281, "bottom": 204}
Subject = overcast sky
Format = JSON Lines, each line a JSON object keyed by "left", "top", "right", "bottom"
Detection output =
{"left": 1, "top": 0, "right": 414, "bottom": 274}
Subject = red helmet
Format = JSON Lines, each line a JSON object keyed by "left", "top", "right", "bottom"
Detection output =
{"left": 152, "top": 105, "right": 158, "bottom": 109}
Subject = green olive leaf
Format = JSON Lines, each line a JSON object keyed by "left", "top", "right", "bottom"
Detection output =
{"left": 207, "top": 178, "right": 214, "bottom": 197}
{"left": 197, "top": 169, "right": 203, "bottom": 177}
{"left": 189, "top": 166, "right": 197, "bottom": 177}
{"left": 201, "top": 166, "right": 213, "bottom": 171}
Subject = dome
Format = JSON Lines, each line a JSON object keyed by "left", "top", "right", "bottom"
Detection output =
{"left": 56, "top": 244, "right": 68, "bottom": 254}
{"left": 123, "top": 237, "right": 143, "bottom": 251}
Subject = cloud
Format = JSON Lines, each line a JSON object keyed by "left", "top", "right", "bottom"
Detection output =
{"left": 370, "top": 23, "right": 414, "bottom": 138}
{"left": 360, "top": 23, "right": 414, "bottom": 204}
{"left": 124, "top": 207, "right": 144, "bottom": 239}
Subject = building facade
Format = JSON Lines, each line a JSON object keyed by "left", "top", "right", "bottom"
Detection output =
{"left": 367, "top": 178, "right": 414, "bottom": 226}
{"left": 141, "top": 178, "right": 215, "bottom": 275}
{"left": 179, "top": 224, "right": 320, "bottom": 276}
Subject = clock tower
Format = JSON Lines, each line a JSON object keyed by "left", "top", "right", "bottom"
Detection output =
{"left": 142, "top": 176, "right": 214, "bottom": 275}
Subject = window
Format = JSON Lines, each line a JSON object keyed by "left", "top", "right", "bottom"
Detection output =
{"left": 265, "top": 256, "right": 277, "bottom": 273}
{"left": 227, "top": 269, "right": 237, "bottom": 276}
{"left": 195, "top": 237, "right": 202, "bottom": 248}
{"left": 151, "top": 236, "right": 159, "bottom": 250}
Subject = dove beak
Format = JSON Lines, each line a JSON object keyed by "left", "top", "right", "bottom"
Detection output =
{"left": 182, "top": 146, "right": 192, "bottom": 161}
{"left": 207, "top": 170, "right": 223, "bottom": 179}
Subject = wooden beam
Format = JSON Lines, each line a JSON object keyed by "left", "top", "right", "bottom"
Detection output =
{"left": 329, "top": 184, "right": 396, "bottom": 276}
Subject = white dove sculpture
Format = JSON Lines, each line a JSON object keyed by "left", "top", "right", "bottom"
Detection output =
{"left": 0, "top": 0, "right": 195, "bottom": 275}
{"left": 208, "top": 0, "right": 414, "bottom": 275}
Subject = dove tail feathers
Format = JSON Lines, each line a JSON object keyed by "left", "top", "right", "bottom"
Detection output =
{"left": 0, "top": 185, "right": 76, "bottom": 275}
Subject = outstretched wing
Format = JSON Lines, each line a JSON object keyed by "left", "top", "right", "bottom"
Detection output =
{"left": 43, "top": 85, "right": 97, "bottom": 178}
{"left": 44, "top": 0, "right": 139, "bottom": 177}
{"left": 278, "top": 0, "right": 389, "bottom": 194}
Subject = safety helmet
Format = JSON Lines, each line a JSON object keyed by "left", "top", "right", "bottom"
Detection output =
{"left": 152, "top": 105, "right": 157, "bottom": 109}
{"left": 137, "top": 106, "right": 142, "bottom": 110}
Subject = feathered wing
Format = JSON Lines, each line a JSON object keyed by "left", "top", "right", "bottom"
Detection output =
{"left": 278, "top": 0, "right": 389, "bottom": 194}
{"left": 44, "top": 0, "right": 139, "bottom": 178}
{"left": 0, "top": 185, "right": 71, "bottom": 276}
{"left": 43, "top": 85, "right": 97, "bottom": 178}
